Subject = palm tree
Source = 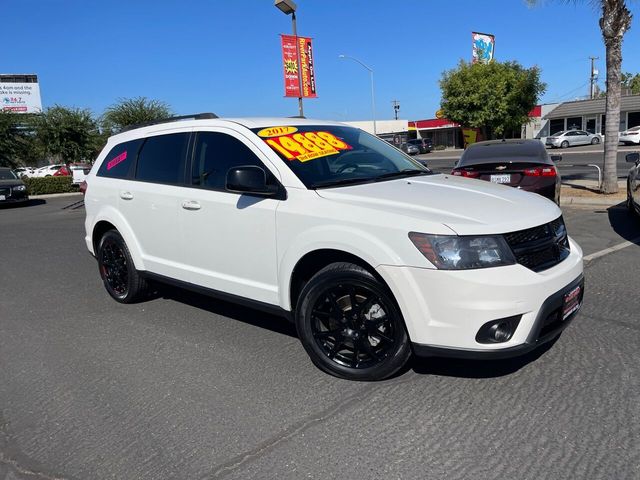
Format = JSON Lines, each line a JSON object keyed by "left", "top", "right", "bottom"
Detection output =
{"left": 528, "top": 0, "right": 632, "bottom": 193}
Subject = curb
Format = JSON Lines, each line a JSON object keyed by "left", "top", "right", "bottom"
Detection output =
{"left": 560, "top": 196, "right": 625, "bottom": 207}
{"left": 30, "top": 192, "right": 82, "bottom": 199}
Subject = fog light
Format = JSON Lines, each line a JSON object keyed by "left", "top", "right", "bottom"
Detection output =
{"left": 476, "top": 315, "right": 522, "bottom": 344}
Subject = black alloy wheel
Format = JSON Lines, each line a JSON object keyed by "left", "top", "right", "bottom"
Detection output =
{"left": 97, "top": 230, "right": 148, "bottom": 303}
{"left": 296, "top": 262, "right": 411, "bottom": 381}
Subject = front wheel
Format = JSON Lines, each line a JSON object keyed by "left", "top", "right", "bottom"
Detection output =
{"left": 97, "top": 230, "right": 148, "bottom": 303}
{"left": 561, "top": 141, "right": 569, "bottom": 148}
{"left": 591, "top": 137, "right": 600, "bottom": 145}
{"left": 295, "top": 262, "right": 411, "bottom": 381}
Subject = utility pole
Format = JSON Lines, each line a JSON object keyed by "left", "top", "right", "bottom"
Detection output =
{"left": 589, "top": 56, "right": 599, "bottom": 99}
{"left": 391, "top": 100, "right": 400, "bottom": 120}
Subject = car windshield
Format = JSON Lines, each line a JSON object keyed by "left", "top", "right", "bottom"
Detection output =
{"left": 628, "top": 126, "right": 640, "bottom": 132}
{"left": 0, "top": 170, "right": 18, "bottom": 180}
{"left": 253, "top": 125, "right": 432, "bottom": 188}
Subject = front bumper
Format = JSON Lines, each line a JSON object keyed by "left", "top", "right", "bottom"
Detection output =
{"left": 0, "top": 190, "right": 29, "bottom": 204}
{"left": 376, "top": 236, "right": 583, "bottom": 354}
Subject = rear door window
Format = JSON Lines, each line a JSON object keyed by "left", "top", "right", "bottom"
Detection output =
{"left": 97, "top": 139, "right": 143, "bottom": 179}
{"left": 135, "top": 133, "right": 190, "bottom": 185}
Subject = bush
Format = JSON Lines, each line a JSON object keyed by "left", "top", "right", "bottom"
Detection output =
{"left": 434, "top": 145, "right": 446, "bottom": 150}
{"left": 22, "top": 176, "right": 79, "bottom": 195}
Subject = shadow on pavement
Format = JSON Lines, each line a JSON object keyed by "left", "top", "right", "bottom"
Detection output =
{"left": 607, "top": 202, "right": 640, "bottom": 244}
{"left": 410, "top": 337, "right": 557, "bottom": 379}
{"left": 153, "top": 284, "right": 298, "bottom": 339}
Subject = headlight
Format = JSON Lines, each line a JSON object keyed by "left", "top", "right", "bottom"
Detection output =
{"left": 13, "top": 185, "right": 26, "bottom": 191}
{"left": 408, "top": 232, "right": 516, "bottom": 270}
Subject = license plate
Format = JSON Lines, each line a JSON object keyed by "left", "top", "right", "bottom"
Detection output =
{"left": 0, "top": 195, "right": 5, "bottom": 200}
{"left": 490, "top": 174, "right": 511, "bottom": 184}
{"left": 562, "top": 285, "right": 582, "bottom": 320}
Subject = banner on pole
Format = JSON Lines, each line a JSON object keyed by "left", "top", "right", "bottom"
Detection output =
{"left": 281, "top": 34, "right": 301, "bottom": 98}
{"left": 471, "top": 32, "right": 495, "bottom": 64}
{"left": 298, "top": 36, "right": 317, "bottom": 98}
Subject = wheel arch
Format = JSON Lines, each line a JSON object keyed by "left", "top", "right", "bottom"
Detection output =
{"left": 91, "top": 208, "right": 145, "bottom": 270}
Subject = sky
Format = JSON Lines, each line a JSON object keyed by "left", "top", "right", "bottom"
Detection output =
{"left": 4, "top": 0, "right": 640, "bottom": 122}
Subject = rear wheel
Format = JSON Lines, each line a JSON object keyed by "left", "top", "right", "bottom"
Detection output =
{"left": 628, "top": 181, "right": 638, "bottom": 217}
{"left": 295, "top": 262, "right": 411, "bottom": 381}
{"left": 561, "top": 141, "right": 569, "bottom": 148}
{"left": 591, "top": 137, "right": 600, "bottom": 145}
{"left": 97, "top": 230, "right": 148, "bottom": 303}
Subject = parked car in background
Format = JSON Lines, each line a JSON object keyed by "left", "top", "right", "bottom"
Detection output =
{"left": 407, "top": 138, "right": 432, "bottom": 154}
{"left": 70, "top": 163, "right": 92, "bottom": 185}
{"left": 400, "top": 143, "right": 420, "bottom": 155}
{"left": 546, "top": 130, "right": 601, "bottom": 148}
{"left": 14, "top": 167, "right": 36, "bottom": 178}
{"left": 0, "top": 168, "right": 29, "bottom": 204}
{"left": 34, "top": 164, "right": 65, "bottom": 177}
{"left": 627, "top": 152, "right": 640, "bottom": 217}
{"left": 620, "top": 126, "right": 640, "bottom": 145}
{"left": 452, "top": 139, "right": 562, "bottom": 203}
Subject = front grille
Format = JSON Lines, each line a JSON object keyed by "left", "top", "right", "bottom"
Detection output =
{"left": 504, "top": 216, "right": 570, "bottom": 272}
{"left": 0, "top": 187, "right": 10, "bottom": 196}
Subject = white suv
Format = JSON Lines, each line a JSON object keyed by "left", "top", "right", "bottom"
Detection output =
{"left": 84, "top": 114, "right": 584, "bottom": 380}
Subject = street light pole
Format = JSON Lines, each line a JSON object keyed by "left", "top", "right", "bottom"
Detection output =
{"left": 339, "top": 54, "right": 377, "bottom": 136}
{"left": 275, "top": 0, "right": 304, "bottom": 117}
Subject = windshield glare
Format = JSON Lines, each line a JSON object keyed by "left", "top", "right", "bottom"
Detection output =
{"left": 0, "top": 170, "right": 18, "bottom": 180}
{"left": 253, "top": 125, "right": 431, "bottom": 188}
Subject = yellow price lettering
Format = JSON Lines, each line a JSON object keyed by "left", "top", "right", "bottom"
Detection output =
{"left": 316, "top": 131, "right": 349, "bottom": 149}
{"left": 265, "top": 139, "right": 294, "bottom": 159}
{"left": 279, "top": 136, "right": 308, "bottom": 155}
{"left": 293, "top": 133, "right": 323, "bottom": 152}
{"left": 303, "top": 132, "right": 333, "bottom": 150}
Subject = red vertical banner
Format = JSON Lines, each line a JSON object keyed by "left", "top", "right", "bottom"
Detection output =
{"left": 297, "top": 36, "right": 317, "bottom": 98}
{"left": 281, "top": 34, "right": 301, "bottom": 98}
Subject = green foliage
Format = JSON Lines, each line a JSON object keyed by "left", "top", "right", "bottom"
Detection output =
{"left": 102, "top": 97, "right": 172, "bottom": 132}
{"left": 439, "top": 60, "right": 546, "bottom": 138}
{"left": 22, "top": 176, "right": 79, "bottom": 195}
{"left": 0, "top": 111, "right": 35, "bottom": 168}
{"left": 622, "top": 72, "right": 640, "bottom": 94}
{"left": 33, "top": 106, "right": 100, "bottom": 164}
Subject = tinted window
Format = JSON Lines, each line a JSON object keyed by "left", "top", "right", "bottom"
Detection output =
{"left": 136, "top": 133, "right": 190, "bottom": 185}
{"left": 191, "top": 132, "right": 268, "bottom": 190}
{"left": 97, "top": 139, "right": 143, "bottom": 179}
{"left": 459, "top": 142, "right": 545, "bottom": 166}
{"left": 0, "top": 169, "right": 17, "bottom": 180}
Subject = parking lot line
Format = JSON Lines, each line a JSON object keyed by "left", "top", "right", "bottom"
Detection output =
{"left": 583, "top": 237, "right": 640, "bottom": 262}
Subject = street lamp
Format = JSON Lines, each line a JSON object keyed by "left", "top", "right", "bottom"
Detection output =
{"left": 339, "top": 54, "right": 376, "bottom": 135}
{"left": 275, "top": 0, "right": 304, "bottom": 117}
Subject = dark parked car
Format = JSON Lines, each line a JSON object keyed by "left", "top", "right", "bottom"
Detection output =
{"left": 0, "top": 168, "right": 29, "bottom": 205}
{"left": 451, "top": 139, "right": 562, "bottom": 203}
{"left": 627, "top": 152, "right": 640, "bottom": 217}
{"left": 407, "top": 138, "right": 432, "bottom": 154}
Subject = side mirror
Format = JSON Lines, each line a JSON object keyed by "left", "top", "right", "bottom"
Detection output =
{"left": 626, "top": 152, "right": 640, "bottom": 164}
{"left": 550, "top": 154, "right": 562, "bottom": 162}
{"left": 226, "top": 166, "right": 278, "bottom": 196}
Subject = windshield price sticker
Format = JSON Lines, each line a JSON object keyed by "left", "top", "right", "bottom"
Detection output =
{"left": 263, "top": 131, "right": 352, "bottom": 162}
{"left": 257, "top": 126, "right": 298, "bottom": 138}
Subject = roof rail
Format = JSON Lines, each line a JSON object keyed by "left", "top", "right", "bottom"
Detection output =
{"left": 119, "top": 112, "right": 218, "bottom": 132}
{"left": 288, "top": 115, "right": 306, "bottom": 119}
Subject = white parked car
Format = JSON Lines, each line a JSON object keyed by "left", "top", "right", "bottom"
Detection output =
{"left": 83, "top": 115, "right": 584, "bottom": 380}
{"left": 70, "top": 163, "right": 92, "bottom": 185}
{"left": 13, "top": 167, "right": 36, "bottom": 178}
{"left": 620, "top": 126, "right": 640, "bottom": 145}
{"left": 34, "top": 164, "right": 64, "bottom": 177}
{"left": 546, "top": 130, "right": 601, "bottom": 148}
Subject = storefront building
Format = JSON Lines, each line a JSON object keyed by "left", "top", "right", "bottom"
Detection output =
{"left": 541, "top": 94, "right": 640, "bottom": 138}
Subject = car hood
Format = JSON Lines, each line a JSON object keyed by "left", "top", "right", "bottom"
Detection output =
{"left": 0, "top": 179, "right": 24, "bottom": 186}
{"left": 315, "top": 174, "right": 561, "bottom": 235}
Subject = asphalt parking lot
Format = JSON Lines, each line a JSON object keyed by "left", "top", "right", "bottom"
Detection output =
{"left": 1, "top": 195, "right": 639, "bottom": 479}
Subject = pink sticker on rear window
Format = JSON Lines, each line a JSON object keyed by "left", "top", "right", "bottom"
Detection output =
{"left": 107, "top": 151, "right": 127, "bottom": 170}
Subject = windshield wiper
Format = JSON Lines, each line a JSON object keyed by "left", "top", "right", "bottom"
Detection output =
{"left": 310, "top": 177, "right": 376, "bottom": 189}
{"left": 373, "top": 169, "right": 429, "bottom": 182}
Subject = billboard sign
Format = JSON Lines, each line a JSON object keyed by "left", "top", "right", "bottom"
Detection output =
{"left": 0, "top": 82, "right": 42, "bottom": 113}
{"left": 472, "top": 32, "right": 495, "bottom": 64}
{"left": 280, "top": 34, "right": 317, "bottom": 98}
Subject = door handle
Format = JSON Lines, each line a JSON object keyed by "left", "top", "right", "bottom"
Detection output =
{"left": 182, "top": 200, "right": 201, "bottom": 211}
{"left": 120, "top": 191, "right": 134, "bottom": 200}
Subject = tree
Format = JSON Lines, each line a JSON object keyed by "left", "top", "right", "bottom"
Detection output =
{"left": 33, "top": 106, "right": 100, "bottom": 164}
{"left": 622, "top": 72, "right": 640, "bottom": 94}
{"left": 527, "top": 0, "right": 632, "bottom": 193}
{"left": 0, "top": 111, "right": 39, "bottom": 168}
{"left": 102, "top": 97, "right": 172, "bottom": 133}
{"left": 439, "top": 60, "right": 546, "bottom": 139}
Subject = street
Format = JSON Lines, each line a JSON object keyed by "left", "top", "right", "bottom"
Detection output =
{"left": 418, "top": 143, "right": 640, "bottom": 181}
{"left": 1, "top": 196, "right": 639, "bottom": 479}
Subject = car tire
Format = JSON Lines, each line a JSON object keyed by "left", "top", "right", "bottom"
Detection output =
{"left": 627, "top": 181, "right": 638, "bottom": 217}
{"left": 591, "top": 137, "right": 600, "bottom": 145}
{"left": 295, "top": 262, "right": 411, "bottom": 381}
{"left": 561, "top": 141, "right": 569, "bottom": 148}
{"left": 97, "top": 229, "right": 148, "bottom": 303}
